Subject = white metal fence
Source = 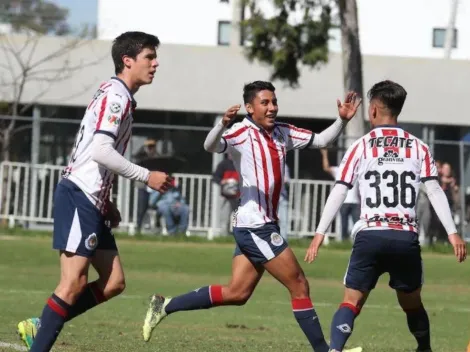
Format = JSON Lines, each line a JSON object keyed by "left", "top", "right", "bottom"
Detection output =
{"left": 0, "top": 161, "right": 340, "bottom": 239}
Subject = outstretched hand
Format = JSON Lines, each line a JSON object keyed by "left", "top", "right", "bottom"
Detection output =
{"left": 337, "top": 91, "right": 362, "bottom": 121}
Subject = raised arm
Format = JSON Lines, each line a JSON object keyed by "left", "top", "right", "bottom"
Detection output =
{"left": 309, "top": 92, "right": 362, "bottom": 149}
{"left": 204, "top": 105, "right": 241, "bottom": 153}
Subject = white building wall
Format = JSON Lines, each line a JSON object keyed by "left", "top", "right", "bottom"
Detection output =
{"left": 98, "top": 0, "right": 470, "bottom": 59}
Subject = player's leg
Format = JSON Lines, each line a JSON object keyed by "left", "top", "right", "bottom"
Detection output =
{"left": 142, "top": 252, "right": 264, "bottom": 341}
{"left": 262, "top": 246, "right": 330, "bottom": 352}
{"left": 396, "top": 289, "right": 431, "bottom": 352}
{"left": 328, "top": 231, "right": 384, "bottom": 351}
{"left": 66, "top": 249, "right": 125, "bottom": 321}
{"left": 388, "top": 230, "right": 431, "bottom": 352}
{"left": 340, "top": 205, "right": 349, "bottom": 241}
{"left": 29, "top": 252, "right": 91, "bottom": 352}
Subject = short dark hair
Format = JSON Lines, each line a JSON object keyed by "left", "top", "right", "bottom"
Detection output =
{"left": 367, "top": 80, "right": 407, "bottom": 117}
{"left": 112, "top": 31, "right": 160, "bottom": 74}
{"left": 243, "top": 81, "right": 276, "bottom": 104}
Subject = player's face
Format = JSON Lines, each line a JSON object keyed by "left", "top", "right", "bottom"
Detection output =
{"left": 245, "top": 90, "right": 278, "bottom": 132}
{"left": 131, "top": 47, "right": 158, "bottom": 86}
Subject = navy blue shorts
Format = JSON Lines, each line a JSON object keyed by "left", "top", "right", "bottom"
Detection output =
{"left": 52, "top": 179, "right": 117, "bottom": 257}
{"left": 344, "top": 229, "right": 422, "bottom": 293}
{"left": 233, "top": 223, "right": 288, "bottom": 264}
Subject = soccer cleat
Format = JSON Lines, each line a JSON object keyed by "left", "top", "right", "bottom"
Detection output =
{"left": 343, "top": 348, "right": 363, "bottom": 352}
{"left": 17, "top": 318, "right": 40, "bottom": 350}
{"left": 142, "top": 294, "right": 171, "bottom": 342}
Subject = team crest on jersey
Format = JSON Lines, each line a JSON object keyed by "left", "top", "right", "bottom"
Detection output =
{"left": 271, "top": 232, "right": 284, "bottom": 246}
{"left": 378, "top": 150, "right": 404, "bottom": 166}
{"left": 85, "top": 233, "right": 98, "bottom": 250}
{"left": 109, "top": 102, "right": 121, "bottom": 114}
{"left": 107, "top": 114, "right": 121, "bottom": 126}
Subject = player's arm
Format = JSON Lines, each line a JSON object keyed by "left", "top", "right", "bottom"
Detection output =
{"left": 309, "top": 91, "right": 362, "bottom": 149}
{"left": 204, "top": 105, "right": 241, "bottom": 153}
{"left": 91, "top": 93, "right": 172, "bottom": 192}
{"left": 305, "top": 139, "right": 363, "bottom": 263}
{"left": 420, "top": 146, "right": 466, "bottom": 262}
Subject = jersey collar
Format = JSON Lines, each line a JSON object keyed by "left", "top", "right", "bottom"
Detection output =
{"left": 373, "top": 124, "right": 403, "bottom": 129}
{"left": 244, "top": 115, "right": 277, "bottom": 135}
{"left": 111, "top": 76, "right": 137, "bottom": 109}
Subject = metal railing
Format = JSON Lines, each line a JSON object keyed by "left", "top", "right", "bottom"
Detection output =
{"left": 0, "top": 161, "right": 341, "bottom": 239}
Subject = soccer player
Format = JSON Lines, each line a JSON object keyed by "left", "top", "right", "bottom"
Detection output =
{"left": 142, "top": 81, "right": 363, "bottom": 352}
{"left": 305, "top": 80, "right": 467, "bottom": 352}
{"left": 17, "top": 31, "right": 173, "bottom": 352}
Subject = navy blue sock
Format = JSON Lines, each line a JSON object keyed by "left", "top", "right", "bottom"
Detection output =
{"left": 405, "top": 305, "right": 431, "bottom": 351}
{"left": 66, "top": 281, "right": 107, "bottom": 322}
{"left": 165, "top": 285, "right": 223, "bottom": 315}
{"left": 330, "top": 303, "right": 360, "bottom": 351}
{"left": 292, "top": 298, "right": 329, "bottom": 352}
{"left": 31, "top": 294, "right": 70, "bottom": 352}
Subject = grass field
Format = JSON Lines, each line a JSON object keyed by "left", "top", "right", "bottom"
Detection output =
{"left": 0, "top": 233, "right": 469, "bottom": 352}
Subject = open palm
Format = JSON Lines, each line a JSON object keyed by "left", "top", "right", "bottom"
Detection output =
{"left": 337, "top": 91, "right": 362, "bottom": 121}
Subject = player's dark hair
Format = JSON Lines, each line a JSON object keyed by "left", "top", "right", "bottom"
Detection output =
{"left": 112, "top": 31, "right": 160, "bottom": 74}
{"left": 243, "top": 81, "right": 276, "bottom": 104}
{"left": 367, "top": 80, "right": 407, "bottom": 117}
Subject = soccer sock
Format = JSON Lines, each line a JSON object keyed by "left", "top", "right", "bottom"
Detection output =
{"left": 405, "top": 305, "right": 431, "bottom": 351}
{"left": 66, "top": 281, "right": 107, "bottom": 322}
{"left": 330, "top": 303, "right": 360, "bottom": 351}
{"left": 164, "top": 285, "right": 223, "bottom": 315}
{"left": 292, "top": 298, "right": 329, "bottom": 352}
{"left": 31, "top": 294, "right": 70, "bottom": 352}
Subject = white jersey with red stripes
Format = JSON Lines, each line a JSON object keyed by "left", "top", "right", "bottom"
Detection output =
{"left": 62, "top": 77, "right": 135, "bottom": 212}
{"left": 222, "top": 116, "right": 313, "bottom": 228}
{"left": 337, "top": 125, "right": 438, "bottom": 233}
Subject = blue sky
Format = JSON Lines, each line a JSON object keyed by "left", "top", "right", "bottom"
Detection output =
{"left": 51, "top": 0, "right": 97, "bottom": 29}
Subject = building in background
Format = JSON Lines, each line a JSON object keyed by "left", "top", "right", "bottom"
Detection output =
{"left": 97, "top": 0, "right": 470, "bottom": 59}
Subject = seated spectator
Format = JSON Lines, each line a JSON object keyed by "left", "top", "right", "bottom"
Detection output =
{"left": 149, "top": 182, "right": 190, "bottom": 235}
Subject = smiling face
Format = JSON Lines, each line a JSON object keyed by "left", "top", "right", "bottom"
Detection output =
{"left": 123, "top": 46, "right": 158, "bottom": 87}
{"left": 245, "top": 89, "right": 279, "bottom": 132}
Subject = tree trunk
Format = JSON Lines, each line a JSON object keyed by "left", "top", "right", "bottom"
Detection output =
{"left": 338, "top": 0, "right": 365, "bottom": 147}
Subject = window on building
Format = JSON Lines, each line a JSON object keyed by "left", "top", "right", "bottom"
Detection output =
{"left": 218, "top": 21, "right": 231, "bottom": 46}
{"left": 433, "top": 28, "right": 457, "bottom": 48}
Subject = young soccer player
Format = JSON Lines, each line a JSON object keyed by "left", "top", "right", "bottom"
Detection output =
{"left": 142, "top": 81, "right": 363, "bottom": 352}
{"left": 305, "top": 80, "right": 467, "bottom": 352}
{"left": 17, "top": 31, "right": 173, "bottom": 352}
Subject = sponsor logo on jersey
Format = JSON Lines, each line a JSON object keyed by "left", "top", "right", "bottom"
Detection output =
{"left": 378, "top": 150, "right": 404, "bottom": 166}
{"left": 369, "top": 136, "right": 414, "bottom": 149}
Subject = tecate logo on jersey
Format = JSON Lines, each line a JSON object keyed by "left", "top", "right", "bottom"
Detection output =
{"left": 378, "top": 150, "right": 404, "bottom": 166}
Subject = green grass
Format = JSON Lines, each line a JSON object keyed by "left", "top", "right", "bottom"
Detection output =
{"left": 0, "top": 233, "right": 468, "bottom": 351}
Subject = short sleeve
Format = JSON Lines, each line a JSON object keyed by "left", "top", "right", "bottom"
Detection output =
{"left": 277, "top": 123, "right": 313, "bottom": 151}
{"left": 94, "top": 91, "right": 130, "bottom": 139}
{"left": 420, "top": 143, "right": 438, "bottom": 182}
{"left": 335, "top": 139, "right": 363, "bottom": 189}
{"left": 221, "top": 123, "right": 249, "bottom": 153}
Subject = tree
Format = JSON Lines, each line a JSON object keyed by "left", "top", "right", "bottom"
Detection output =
{"left": 0, "top": 0, "right": 70, "bottom": 35}
{"left": 240, "top": 0, "right": 365, "bottom": 137}
{"left": 240, "top": 0, "right": 333, "bottom": 88}
{"left": 0, "top": 34, "right": 104, "bottom": 162}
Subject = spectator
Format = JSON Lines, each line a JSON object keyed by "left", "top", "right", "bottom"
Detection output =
{"left": 321, "top": 149, "right": 360, "bottom": 241}
{"left": 149, "top": 181, "right": 190, "bottom": 235}
{"left": 133, "top": 138, "right": 159, "bottom": 233}
{"left": 213, "top": 154, "right": 240, "bottom": 235}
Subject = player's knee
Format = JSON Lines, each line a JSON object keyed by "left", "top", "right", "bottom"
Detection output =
{"left": 225, "top": 288, "right": 252, "bottom": 305}
{"left": 58, "top": 275, "right": 88, "bottom": 302}
{"left": 102, "top": 277, "right": 126, "bottom": 299}
{"left": 397, "top": 289, "right": 422, "bottom": 311}
{"left": 289, "top": 272, "right": 310, "bottom": 298}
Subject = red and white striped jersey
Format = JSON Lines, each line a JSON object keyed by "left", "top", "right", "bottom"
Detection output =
{"left": 337, "top": 126, "right": 438, "bottom": 233}
{"left": 222, "top": 116, "right": 313, "bottom": 228}
{"left": 62, "top": 77, "right": 135, "bottom": 213}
